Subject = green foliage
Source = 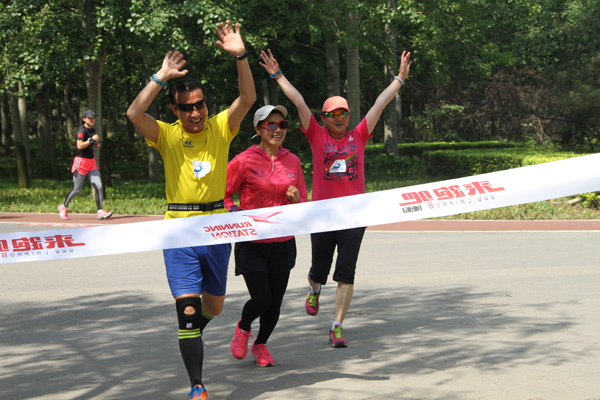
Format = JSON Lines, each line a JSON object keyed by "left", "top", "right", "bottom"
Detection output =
{"left": 422, "top": 147, "right": 584, "bottom": 178}
{"left": 2, "top": 0, "right": 600, "bottom": 186}
{"left": 441, "top": 198, "right": 600, "bottom": 220}
{"left": 579, "top": 192, "right": 600, "bottom": 209}
{"left": 408, "top": 104, "right": 465, "bottom": 142}
{"left": 31, "top": 156, "right": 72, "bottom": 180}
{"left": 366, "top": 141, "right": 589, "bottom": 180}
{"left": 1, "top": 143, "right": 599, "bottom": 218}
{"left": 400, "top": 141, "right": 523, "bottom": 156}
{"left": 423, "top": 150, "right": 521, "bottom": 178}
{"left": 541, "top": 0, "right": 600, "bottom": 150}
{"left": 0, "top": 153, "right": 16, "bottom": 176}
{"left": 365, "top": 153, "right": 421, "bottom": 178}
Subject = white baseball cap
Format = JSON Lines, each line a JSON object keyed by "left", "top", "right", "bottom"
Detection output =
{"left": 253, "top": 105, "right": 288, "bottom": 127}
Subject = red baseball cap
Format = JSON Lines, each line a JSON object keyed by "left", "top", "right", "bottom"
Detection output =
{"left": 322, "top": 96, "right": 349, "bottom": 113}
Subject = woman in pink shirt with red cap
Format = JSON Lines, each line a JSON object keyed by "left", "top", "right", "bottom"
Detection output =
{"left": 259, "top": 48, "right": 411, "bottom": 348}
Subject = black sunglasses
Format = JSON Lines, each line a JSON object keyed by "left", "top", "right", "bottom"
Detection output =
{"left": 258, "top": 120, "right": 289, "bottom": 131}
{"left": 176, "top": 99, "right": 206, "bottom": 112}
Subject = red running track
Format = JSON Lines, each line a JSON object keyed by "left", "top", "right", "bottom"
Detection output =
{"left": 2, "top": 212, "right": 600, "bottom": 231}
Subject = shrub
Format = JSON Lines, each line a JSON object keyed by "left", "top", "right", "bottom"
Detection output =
{"left": 422, "top": 147, "right": 583, "bottom": 179}
{"left": 579, "top": 192, "right": 600, "bottom": 209}
{"left": 365, "top": 153, "right": 421, "bottom": 177}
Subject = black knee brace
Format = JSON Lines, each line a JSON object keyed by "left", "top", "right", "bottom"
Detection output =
{"left": 176, "top": 297, "right": 202, "bottom": 330}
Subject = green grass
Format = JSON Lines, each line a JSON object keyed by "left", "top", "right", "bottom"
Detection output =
{"left": 440, "top": 199, "right": 600, "bottom": 220}
{"left": 0, "top": 178, "right": 167, "bottom": 215}
{"left": 1, "top": 175, "right": 598, "bottom": 220}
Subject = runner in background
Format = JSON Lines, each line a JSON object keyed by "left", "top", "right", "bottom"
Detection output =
{"left": 58, "top": 109, "right": 113, "bottom": 221}
{"left": 226, "top": 105, "right": 307, "bottom": 367}
{"left": 259, "top": 48, "right": 411, "bottom": 348}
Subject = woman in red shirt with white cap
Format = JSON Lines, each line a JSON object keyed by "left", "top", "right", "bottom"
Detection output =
{"left": 226, "top": 104, "right": 307, "bottom": 367}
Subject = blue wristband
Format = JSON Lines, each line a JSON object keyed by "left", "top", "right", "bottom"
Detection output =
{"left": 151, "top": 73, "right": 167, "bottom": 88}
{"left": 270, "top": 70, "right": 283, "bottom": 79}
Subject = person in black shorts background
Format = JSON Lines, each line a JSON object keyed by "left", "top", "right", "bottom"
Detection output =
{"left": 58, "top": 109, "right": 113, "bottom": 221}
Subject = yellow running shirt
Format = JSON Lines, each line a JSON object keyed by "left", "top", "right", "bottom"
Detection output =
{"left": 147, "top": 110, "right": 238, "bottom": 219}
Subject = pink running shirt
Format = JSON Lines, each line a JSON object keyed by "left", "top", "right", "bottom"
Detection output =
{"left": 302, "top": 114, "right": 372, "bottom": 201}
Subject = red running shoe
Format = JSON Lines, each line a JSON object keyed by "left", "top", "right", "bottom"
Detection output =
{"left": 305, "top": 289, "right": 320, "bottom": 316}
{"left": 251, "top": 343, "right": 274, "bottom": 367}
{"left": 230, "top": 320, "right": 251, "bottom": 359}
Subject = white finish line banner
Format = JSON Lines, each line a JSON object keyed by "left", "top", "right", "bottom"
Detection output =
{"left": 2, "top": 154, "right": 600, "bottom": 264}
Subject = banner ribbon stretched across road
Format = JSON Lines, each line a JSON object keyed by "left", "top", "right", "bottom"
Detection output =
{"left": 2, "top": 154, "right": 600, "bottom": 264}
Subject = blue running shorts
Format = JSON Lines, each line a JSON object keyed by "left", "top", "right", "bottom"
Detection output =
{"left": 163, "top": 243, "right": 231, "bottom": 298}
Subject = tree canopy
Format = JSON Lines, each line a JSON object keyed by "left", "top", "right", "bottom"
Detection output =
{"left": 1, "top": 0, "right": 599, "bottom": 183}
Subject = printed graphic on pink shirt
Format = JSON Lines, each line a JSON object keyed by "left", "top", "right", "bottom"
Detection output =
{"left": 323, "top": 139, "right": 358, "bottom": 182}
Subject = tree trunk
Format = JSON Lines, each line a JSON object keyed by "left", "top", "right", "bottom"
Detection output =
{"left": 7, "top": 87, "right": 30, "bottom": 188}
{"left": 148, "top": 147, "right": 161, "bottom": 181}
{"left": 120, "top": 36, "right": 136, "bottom": 141}
{"left": 383, "top": 64, "right": 399, "bottom": 155}
{"left": 346, "top": 4, "right": 360, "bottom": 129}
{"left": 17, "top": 81, "right": 32, "bottom": 179}
{"left": 325, "top": 0, "right": 340, "bottom": 97}
{"left": 84, "top": 46, "right": 110, "bottom": 188}
{"left": 63, "top": 79, "right": 77, "bottom": 139}
{"left": 147, "top": 98, "right": 161, "bottom": 181}
{"left": 262, "top": 77, "right": 280, "bottom": 106}
{"left": 395, "top": 86, "right": 403, "bottom": 144}
{"left": 36, "top": 82, "right": 55, "bottom": 163}
{"left": 1, "top": 93, "right": 11, "bottom": 147}
{"left": 268, "top": 78, "right": 280, "bottom": 106}
{"left": 83, "top": 0, "right": 111, "bottom": 201}
{"left": 383, "top": 0, "right": 399, "bottom": 154}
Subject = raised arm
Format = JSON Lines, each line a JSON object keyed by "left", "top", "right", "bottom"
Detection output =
{"left": 364, "top": 50, "right": 412, "bottom": 133}
{"left": 259, "top": 49, "right": 312, "bottom": 131}
{"left": 127, "top": 51, "right": 189, "bottom": 143}
{"left": 215, "top": 21, "right": 257, "bottom": 132}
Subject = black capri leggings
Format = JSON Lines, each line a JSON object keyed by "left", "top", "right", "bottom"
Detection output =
{"left": 309, "top": 227, "right": 366, "bottom": 285}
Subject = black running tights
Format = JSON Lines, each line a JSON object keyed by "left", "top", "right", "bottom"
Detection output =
{"left": 240, "top": 271, "right": 290, "bottom": 345}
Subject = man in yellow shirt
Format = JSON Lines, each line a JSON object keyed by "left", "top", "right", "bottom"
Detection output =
{"left": 127, "top": 21, "right": 256, "bottom": 400}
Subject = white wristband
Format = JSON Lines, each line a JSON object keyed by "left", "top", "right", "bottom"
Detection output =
{"left": 394, "top": 76, "right": 405, "bottom": 84}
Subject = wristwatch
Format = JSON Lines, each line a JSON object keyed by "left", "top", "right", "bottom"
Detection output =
{"left": 236, "top": 50, "right": 250, "bottom": 61}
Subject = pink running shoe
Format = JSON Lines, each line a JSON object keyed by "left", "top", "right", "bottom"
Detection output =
{"left": 230, "top": 320, "right": 252, "bottom": 359}
{"left": 329, "top": 325, "right": 348, "bottom": 348}
{"left": 58, "top": 205, "right": 69, "bottom": 220}
{"left": 251, "top": 343, "right": 274, "bottom": 367}
{"left": 96, "top": 209, "right": 113, "bottom": 220}
{"left": 305, "top": 289, "right": 320, "bottom": 316}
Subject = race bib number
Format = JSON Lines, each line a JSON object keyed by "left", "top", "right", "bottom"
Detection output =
{"left": 329, "top": 159, "right": 347, "bottom": 173}
{"left": 193, "top": 161, "right": 211, "bottom": 178}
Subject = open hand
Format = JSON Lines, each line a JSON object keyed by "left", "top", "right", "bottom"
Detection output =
{"left": 398, "top": 51, "right": 412, "bottom": 81}
{"left": 215, "top": 20, "right": 246, "bottom": 56}
{"left": 259, "top": 49, "right": 280, "bottom": 75}
{"left": 159, "top": 51, "right": 188, "bottom": 81}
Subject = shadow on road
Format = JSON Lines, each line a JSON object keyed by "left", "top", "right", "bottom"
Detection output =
{"left": 0, "top": 282, "right": 576, "bottom": 399}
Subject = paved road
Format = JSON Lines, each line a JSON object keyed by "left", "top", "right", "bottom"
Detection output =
{"left": 1, "top": 215, "right": 599, "bottom": 399}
